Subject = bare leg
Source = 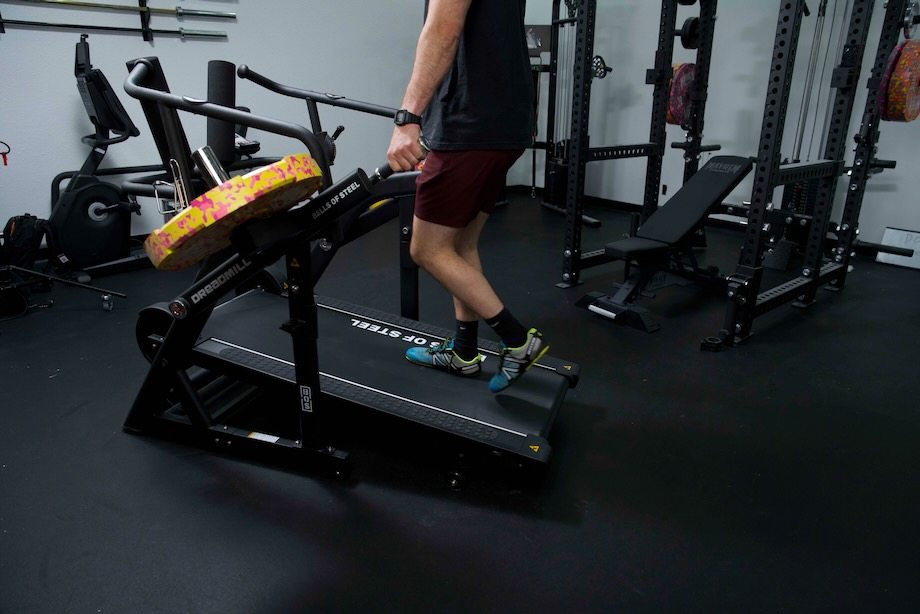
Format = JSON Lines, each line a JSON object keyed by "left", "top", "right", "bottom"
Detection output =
{"left": 450, "top": 212, "right": 493, "bottom": 322}
{"left": 410, "top": 213, "right": 503, "bottom": 322}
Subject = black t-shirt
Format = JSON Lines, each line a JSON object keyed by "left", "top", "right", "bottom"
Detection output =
{"left": 422, "top": 0, "right": 534, "bottom": 150}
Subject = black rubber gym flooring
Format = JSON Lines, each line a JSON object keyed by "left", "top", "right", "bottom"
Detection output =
{"left": 2, "top": 192, "right": 918, "bottom": 612}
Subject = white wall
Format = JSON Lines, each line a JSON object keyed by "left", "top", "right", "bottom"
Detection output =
{"left": 517, "top": 0, "right": 920, "bottom": 244}
{"left": 0, "top": 1, "right": 916, "bottom": 244}
{"left": 0, "top": 1, "right": 422, "bottom": 235}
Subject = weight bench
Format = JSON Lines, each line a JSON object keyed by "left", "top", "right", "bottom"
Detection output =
{"left": 577, "top": 155, "right": 754, "bottom": 332}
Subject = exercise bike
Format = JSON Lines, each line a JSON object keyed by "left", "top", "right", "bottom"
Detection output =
{"left": 47, "top": 35, "right": 162, "bottom": 279}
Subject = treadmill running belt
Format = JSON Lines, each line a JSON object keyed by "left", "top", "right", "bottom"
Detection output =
{"left": 194, "top": 291, "right": 577, "bottom": 462}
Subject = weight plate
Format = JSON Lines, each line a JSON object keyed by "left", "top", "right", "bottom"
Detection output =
{"left": 881, "top": 40, "right": 920, "bottom": 122}
{"left": 144, "top": 154, "right": 323, "bottom": 271}
{"left": 667, "top": 63, "right": 697, "bottom": 126}
{"left": 878, "top": 42, "right": 904, "bottom": 118}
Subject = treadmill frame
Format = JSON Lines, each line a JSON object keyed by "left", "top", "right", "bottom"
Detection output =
{"left": 122, "top": 57, "right": 579, "bottom": 476}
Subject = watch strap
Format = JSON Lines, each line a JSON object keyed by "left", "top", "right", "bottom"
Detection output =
{"left": 394, "top": 109, "right": 423, "bottom": 126}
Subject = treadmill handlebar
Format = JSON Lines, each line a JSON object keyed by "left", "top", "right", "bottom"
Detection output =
{"left": 371, "top": 163, "right": 394, "bottom": 184}
{"left": 237, "top": 65, "right": 398, "bottom": 119}
{"left": 226, "top": 164, "right": 395, "bottom": 270}
{"left": 169, "top": 164, "right": 399, "bottom": 315}
{"left": 124, "top": 59, "right": 328, "bottom": 175}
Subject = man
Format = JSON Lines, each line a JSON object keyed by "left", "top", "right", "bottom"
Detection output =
{"left": 386, "top": 0, "right": 548, "bottom": 393}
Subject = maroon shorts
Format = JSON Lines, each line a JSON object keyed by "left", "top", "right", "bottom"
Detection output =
{"left": 414, "top": 149, "right": 524, "bottom": 228}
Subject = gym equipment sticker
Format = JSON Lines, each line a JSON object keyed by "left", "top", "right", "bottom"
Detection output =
{"left": 300, "top": 385, "right": 313, "bottom": 413}
{"left": 350, "top": 318, "right": 428, "bottom": 345}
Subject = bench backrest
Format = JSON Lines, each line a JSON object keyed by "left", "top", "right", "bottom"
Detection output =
{"left": 638, "top": 155, "right": 753, "bottom": 246}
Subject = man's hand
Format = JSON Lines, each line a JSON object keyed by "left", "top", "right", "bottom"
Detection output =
{"left": 387, "top": 124, "right": 426, "bottom": 172}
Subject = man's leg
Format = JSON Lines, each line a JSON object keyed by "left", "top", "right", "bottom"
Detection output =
{"left": 448, "top": 212, "right": 531, "bottom": 350}
{"left": 403, "top": 214, "right": 493, "bottom": 376}
{"left": 448, "top": 212, "right": 488, "bottom": 360}
{"left": 405, "top": 150, "right": 548, "bottom": 390}
{"left": 450, "top": 211, "right": 489, "bottom": 322}
{"left": 410, "top": 214, "right": 503, "bottom": 321}
{"left": 411, "top": 212, "right": 547, "bottom": 392}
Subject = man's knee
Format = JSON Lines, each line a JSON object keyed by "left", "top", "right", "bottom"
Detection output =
{"left": 456, "top": 242, "right": 478, "bottom": 264}
{"left": 409, "top": 237, "right": 439, "bottom": 269}
{"left": 408, "top": 239, "right": 426, "bottom": 267}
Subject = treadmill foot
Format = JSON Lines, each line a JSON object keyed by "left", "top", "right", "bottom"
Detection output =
{"left": 314, "top": 445, "right": 353, "bottom": 480}
{"left": 446, "top": 470, "right": 467, "bottom": 491}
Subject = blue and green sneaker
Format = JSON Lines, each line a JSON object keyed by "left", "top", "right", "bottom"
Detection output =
{"left": 405, "top": 338, "right": 484, "bottom": 377}
{"left": 488, "top": 328, "right": 549, "bottom": 393}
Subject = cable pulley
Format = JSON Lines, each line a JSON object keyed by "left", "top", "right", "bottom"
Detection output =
{"left": 906, "top": 0, "right": 920, "bottom": 39}
{"left": 591, "top": 55, "right": 612, "bottom": 79}
{"left": 564, "top": 0, "right": 578, "bottom": 19}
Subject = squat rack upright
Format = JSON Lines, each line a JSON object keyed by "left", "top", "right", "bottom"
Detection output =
{"left": 545, "top": 0, "right": 721, "bottom": 288}
{"left": 708, "top": 0, "right": 908, "bottom": 349}
{"left": 831, "top": 0, "right": 917, "bottom": 290}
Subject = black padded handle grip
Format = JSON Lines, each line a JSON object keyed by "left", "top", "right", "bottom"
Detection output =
{"left": 370, "top": 163, "right": 394, "bottom": 184}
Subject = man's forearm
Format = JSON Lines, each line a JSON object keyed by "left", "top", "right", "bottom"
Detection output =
{"left": 388, "top": 0, "right": 470, "bottom": 170}
{"left": 400, "top": 0, "right": 470, "bottom": 115}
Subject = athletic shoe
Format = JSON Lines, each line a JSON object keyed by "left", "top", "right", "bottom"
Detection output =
{"left": 488, "top": 328, "right": 550, "bottom": 393}
{"left": 405, "top": 338, "right": 483, "bottom": 377}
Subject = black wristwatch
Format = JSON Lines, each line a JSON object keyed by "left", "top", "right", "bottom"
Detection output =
{"left": 394, "top": 109, "right": 423, "bottom": 127}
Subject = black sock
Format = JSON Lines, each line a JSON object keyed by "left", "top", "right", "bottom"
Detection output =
{"left": 485, "top": 308, "right": 527, "bottom": 348}
{"left": 454, "top": 319, "right": 479, "bottom": 360}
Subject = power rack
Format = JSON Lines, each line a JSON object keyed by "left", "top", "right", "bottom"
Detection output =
{"left": 831, "top": 0, "right": 917, "bottom": 289}
{"left": 706, "top": 0, "right": 910, "bottom": 349}
{"left": 545, "top": 0, "right": 722, "bottom": 288}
